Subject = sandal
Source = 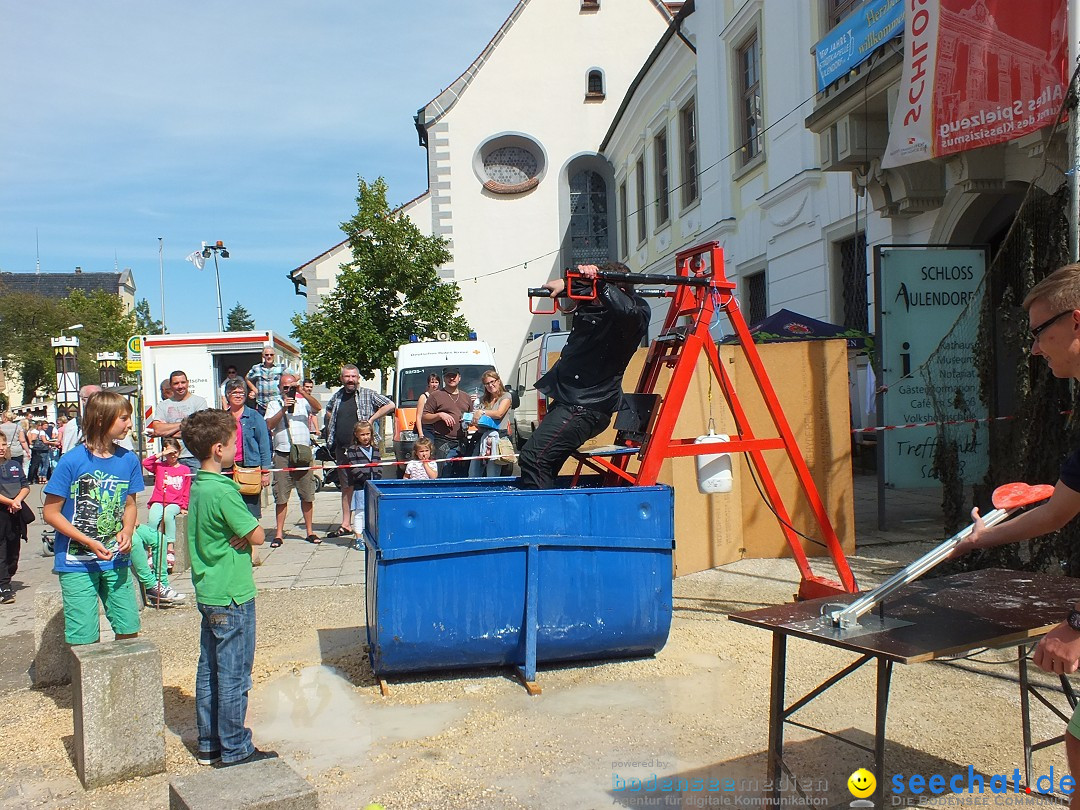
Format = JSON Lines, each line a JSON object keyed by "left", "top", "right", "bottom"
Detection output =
{"left": 325, "top": 526, "right": 353, "bottom": 538}
{"left": 270, "top": 537, "right": 283, "bottom": 548}
{"left": 305, "top": 534, "right": 322, "bottom": 545}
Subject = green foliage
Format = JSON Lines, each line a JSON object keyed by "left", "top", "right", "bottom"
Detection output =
{"left": 292, "top": 176, "right": 470, "bottom": 384}
{"left": 0, "top": 286, "right": 136, "bottom": 403}
{"left": 226, "top": 302, "right": 255, "bottom": 332}
{"left": 134, "top": 298, "right": 163, "bottom": 335}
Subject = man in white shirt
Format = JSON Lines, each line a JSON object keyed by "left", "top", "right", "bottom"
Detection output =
{"left": 148, "top": 371, "right": 209, "bottom": 474}
{"left": 264, "top": 372, "right": 322, "bottom": 546}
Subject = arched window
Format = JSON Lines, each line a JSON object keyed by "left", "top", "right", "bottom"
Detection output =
{"left": 586, "top": 69, "right": 605, "bottom": 99}
{"left": 569, "top": 170, "right": 609, "bottom": 266}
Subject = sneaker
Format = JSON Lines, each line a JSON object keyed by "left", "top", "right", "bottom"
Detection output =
{"left": 215, "top": 747, "right": 279, "bottom": 768}
{"left": 166, "top": 550, "right": 176, "bottom": 572}
{"left": 1, "top": 589, "right": 13, "bottom": 604}
{"left": 145, "top": 584, "right": 184, "bottom": 604}
{"left": 196, "top": 749, "right": 221, "bottom": 766}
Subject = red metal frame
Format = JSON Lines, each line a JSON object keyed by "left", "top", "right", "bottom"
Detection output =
{"left": 573, "top": 242, "right": 856, "bottom": 599}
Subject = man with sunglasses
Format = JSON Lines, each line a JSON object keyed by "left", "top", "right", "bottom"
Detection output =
{"left": 953, "top": 263, "right": 1080, "bottom": 790}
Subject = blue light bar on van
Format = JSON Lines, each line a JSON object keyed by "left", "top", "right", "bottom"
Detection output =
{"left": 468, "top": 332, "right": 477, "bottom": 341}
{"left": 409, "top": 335, "right": 419, "bottom": 343}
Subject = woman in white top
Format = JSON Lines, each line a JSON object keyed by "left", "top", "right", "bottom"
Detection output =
{"left": 467, "top": 370, "right": 513, "bottom": 478}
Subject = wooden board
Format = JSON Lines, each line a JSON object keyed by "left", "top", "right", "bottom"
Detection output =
{"left": 730, "top": 568, "right": 1078, "bottom": 664}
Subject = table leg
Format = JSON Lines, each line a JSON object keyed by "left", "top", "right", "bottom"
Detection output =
{"left": 875, "top": 656, "right": 893, "bottom": 806}
{"left": 1019, "top": 645, "right": 1033, "bottom": 788}
{"left": 768, "top": 633, "right": 787, "bottom": 803}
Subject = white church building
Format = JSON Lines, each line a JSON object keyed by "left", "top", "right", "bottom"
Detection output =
{"left": 289, "top": 0, "right": 681, "bottom": 377}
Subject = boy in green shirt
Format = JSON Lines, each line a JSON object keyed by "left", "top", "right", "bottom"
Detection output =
{"left": 180, "top": 409, "right": 275, "bottom": 767}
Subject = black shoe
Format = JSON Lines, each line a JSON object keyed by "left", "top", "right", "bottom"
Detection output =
{"left": 215, "top": 747, "right": 278, "bottom": 768}
{"left": 0, "top": 589, "right": 13, "bottom": 605}
{"left": 196, "top": 749, "right": 221, "bottom": 766}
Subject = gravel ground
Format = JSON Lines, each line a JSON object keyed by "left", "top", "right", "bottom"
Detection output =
{"left": 0, "top": 540, "right": 1071, "bottom": 809}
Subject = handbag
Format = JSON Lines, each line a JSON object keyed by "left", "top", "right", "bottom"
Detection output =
{"left": 233, "top": 466, "right": 263, "bottom": 496}
{"left": 284, "top": 408, "right": 314, "bottom": 468}
{"left": 497, "top": 437, "right": 516, "bottom": 463}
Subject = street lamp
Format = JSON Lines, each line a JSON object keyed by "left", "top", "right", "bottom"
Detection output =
{"left": 201, "top": 241, "right": 229, "bottom": 332}
{"left": 62, "top": 323, "right": 84, "bottom": 336}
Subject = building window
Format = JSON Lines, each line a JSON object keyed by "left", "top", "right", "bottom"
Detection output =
{"left": 828, "top": 0, "right": 862, "bottom": 29}
{"left": 737, "top": 33, "right": 763, "bottom": 165}
{"left": 680, "top": 99, "right": 698, "bottom": 208}
{"left": 586, "top": 70, "right": 605, "bottom": 99}
{"left": 569, "top": 170, "right": 609, "bottom": 266}
{"left": 745, "top": 271, "right": 767, "bottom": 325}
{"left": 837, "top": 232, "right": 868, "bottom": 332}
{"left": 635, "top": 157, "right": 647, "bottom": 245}
{"left": 654, "top": 129, "right": 670, "bottom": 227}
{"left": 618, "top": 181, "right": 628, "bottom": 259}
{"left": 475, "top": 134, "right": 546, "bottom": 194}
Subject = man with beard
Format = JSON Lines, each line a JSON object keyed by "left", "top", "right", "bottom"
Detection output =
{"left": 323, "top": 364, "right": 395, "bottom": 538}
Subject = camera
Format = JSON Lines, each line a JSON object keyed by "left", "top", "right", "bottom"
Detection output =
{"left": 284, "top": 386, "right": 298, "bottom": 396}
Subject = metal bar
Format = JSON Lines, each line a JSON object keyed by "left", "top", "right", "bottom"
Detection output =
{"left": 767, "top": 633, "right": 786, "bottom": 805}
{"left": 830, "top": 506, "right": 1011, "bottom": 627}
{"left": 783, "top": 654, "right": 874, "bottom": 717}
{"left": 874, "top": 657, "right": 893, "bottom": 807}
{"left": 1020, "top": 648, "right": 1034, "bottom": 788}
{"left": 782, "top": 720, "right": 875, "bottom": 754}
{"left": 523, "top": 544, "right": 539, "bottom": 683}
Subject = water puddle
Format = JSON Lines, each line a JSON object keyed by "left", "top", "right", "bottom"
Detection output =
{"left": 250, "top": 665, "right": 469, "bottom": 771}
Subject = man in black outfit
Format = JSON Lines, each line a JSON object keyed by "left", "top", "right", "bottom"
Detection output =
{"left": 518, "top": 262, "right": 650, "bottom": 490}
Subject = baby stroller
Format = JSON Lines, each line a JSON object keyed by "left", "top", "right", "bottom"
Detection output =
{"left": 39, "top": 505, "right": 55, "bottom": 556}
{"left": 312, "top": 437, "right": 338, "bottom": 491}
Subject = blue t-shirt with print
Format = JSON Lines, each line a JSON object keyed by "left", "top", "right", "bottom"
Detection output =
{"left": 44, "top": 444, "right": 144, "bottom": 573}
{"left": 0, "top": 457, "right": 27, "bottom": 499}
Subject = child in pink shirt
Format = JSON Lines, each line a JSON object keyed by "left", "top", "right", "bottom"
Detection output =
{"left": 141, "top": 438, "right": 191, "bottom": 571}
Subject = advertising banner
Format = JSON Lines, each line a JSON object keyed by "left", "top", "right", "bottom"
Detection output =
{"left": 877, "top": 246, "right": 987, "bottom": 488}
{"left": 882, "top": 0, "right": 1066, "bottom": 169}
{"left": 814, "top": 0, "right": 904, "bottom": 91}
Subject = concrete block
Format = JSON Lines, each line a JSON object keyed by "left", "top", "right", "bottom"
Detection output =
{"left": 32, "top": 582, "right": 71, "bottom": 687}
{"left": 173, "top": 513, "right": 190, "bottom": 574}
{"left": 71, "top": 639, "right": 165, "bottom": 789}
{"left": 169, "top": 759, "right": 319, "bottom": 809}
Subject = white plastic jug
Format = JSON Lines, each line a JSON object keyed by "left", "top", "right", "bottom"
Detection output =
{"left": 694, "top": 429, "right": 733, "bottom": 494}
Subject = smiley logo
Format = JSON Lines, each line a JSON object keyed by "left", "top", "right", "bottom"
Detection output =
{"left": 848, "top": 768, "right": 876, "bottom": 798}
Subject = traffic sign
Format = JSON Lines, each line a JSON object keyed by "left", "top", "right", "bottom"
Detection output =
{"left": 126, "top": 335, "right": 142, "bottom": 371}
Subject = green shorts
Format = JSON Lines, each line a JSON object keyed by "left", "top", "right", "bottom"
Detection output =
{"left": 58, "top": 567, "right": 141, "bottom": 645}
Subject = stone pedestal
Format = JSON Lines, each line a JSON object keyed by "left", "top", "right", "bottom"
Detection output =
{"left": 172, "top": 513, "right": 190, "bottom": 575}
{"left": 32, "top": 582, "right": 70, "bottom": 687}
{"left": 71, "top": 639, "right": 165, "bottom": 789}
{"left": 169, "top": 759, "right": 319, "bottom": 809}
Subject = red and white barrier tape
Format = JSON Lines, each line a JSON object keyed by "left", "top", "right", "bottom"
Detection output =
{"left": 851, "top": 414, "right": 1016, "bottom": 435}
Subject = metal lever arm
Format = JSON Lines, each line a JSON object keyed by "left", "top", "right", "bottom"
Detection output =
{"left": 829, "top": 506, "right": 1014, "bottom": 629}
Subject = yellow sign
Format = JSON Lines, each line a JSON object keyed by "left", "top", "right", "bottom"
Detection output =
{"left": 126, "top": 335, "right": 142, "bottom": 371}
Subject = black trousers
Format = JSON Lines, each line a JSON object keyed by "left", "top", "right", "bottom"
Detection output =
{"left": 432, "top": 434, "right": 465, "bottom": 479}
{"left": 0, "top": 511, "right": 22, "bottom": 592}
{"left": 518, "top": 403, "right": 611, "bottom": 490}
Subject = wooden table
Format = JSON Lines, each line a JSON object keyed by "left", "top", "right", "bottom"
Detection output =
{"left": 730, "top": 568, "right": 1080, "bottom": 804}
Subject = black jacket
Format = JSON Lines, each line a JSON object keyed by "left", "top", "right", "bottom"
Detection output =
{"left": 535, "top": 282, "right": 650, "bottom": 413}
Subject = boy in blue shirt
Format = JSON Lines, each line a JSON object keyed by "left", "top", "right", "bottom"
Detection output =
{"left": 180, "top": 409, "right": 275, "bottom": 767}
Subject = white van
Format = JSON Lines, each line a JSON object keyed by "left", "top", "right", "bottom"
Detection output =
{"left": 512, "top": 331, "right": 569, "bottom": 448}
{"left": 391, "top": 339, "right": 499, "bottom": 470}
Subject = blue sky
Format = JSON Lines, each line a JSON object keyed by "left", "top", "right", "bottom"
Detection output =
{"left": 0, "top": 1, "right": 518, "bottom": 339}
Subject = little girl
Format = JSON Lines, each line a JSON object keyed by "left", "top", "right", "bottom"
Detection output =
{"left": 142, "top": 438, "right": 190, "bottom": 572}
{"left": 345, "top": 421, "right": 382, "bottom": 545}
{"left": 43, "top": 390, "right": 145, "bottom": 646}
{"left": 404, "top": 437, "right": 438, "bottom": 481}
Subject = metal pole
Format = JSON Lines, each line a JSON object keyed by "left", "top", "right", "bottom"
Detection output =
{"left": 212, "top": 251, "right": 225, "bottom": 332}
{"left": 1071, "top": 0, "right": 1080, "bottom": 262}
{"left": 158, "top": 237, "right": 166, "bottom": 334}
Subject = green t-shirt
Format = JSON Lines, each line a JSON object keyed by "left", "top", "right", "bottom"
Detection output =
{"left": 187, "top": 469, "right": 260, "bottom": 607}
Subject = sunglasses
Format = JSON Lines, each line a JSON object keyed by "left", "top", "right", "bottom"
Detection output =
{"left": 1031, "top": 309, "right": 1075, "bottom": 341}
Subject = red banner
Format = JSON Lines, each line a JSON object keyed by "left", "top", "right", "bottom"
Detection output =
{"left": 882, "top": 0, "right": 1066, "bottom": 169}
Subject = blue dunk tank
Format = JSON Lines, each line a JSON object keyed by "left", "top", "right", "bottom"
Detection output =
{"left": 362, "top": 477, "right": 674, "bottom": 687}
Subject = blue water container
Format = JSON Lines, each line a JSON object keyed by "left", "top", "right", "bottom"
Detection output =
{"left": 364, "top": 477, "right": 674, "bottom": 683}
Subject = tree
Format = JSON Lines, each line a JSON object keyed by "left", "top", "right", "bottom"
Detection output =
{"left": 134, "top": 298, "right": 163, "bottom": 335}
{"left": 291, "top": 176, "right": 470, "bottom": 383}
{"left": 0, "top": 287, "right": 136, "bottom": 402}
{"left": 226, "top": 303, "right": 255, "bottom": 332}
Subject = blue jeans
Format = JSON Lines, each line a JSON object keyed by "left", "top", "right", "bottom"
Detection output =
{"left": 196, "top": 598, "right": 256, "bottom": 762}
